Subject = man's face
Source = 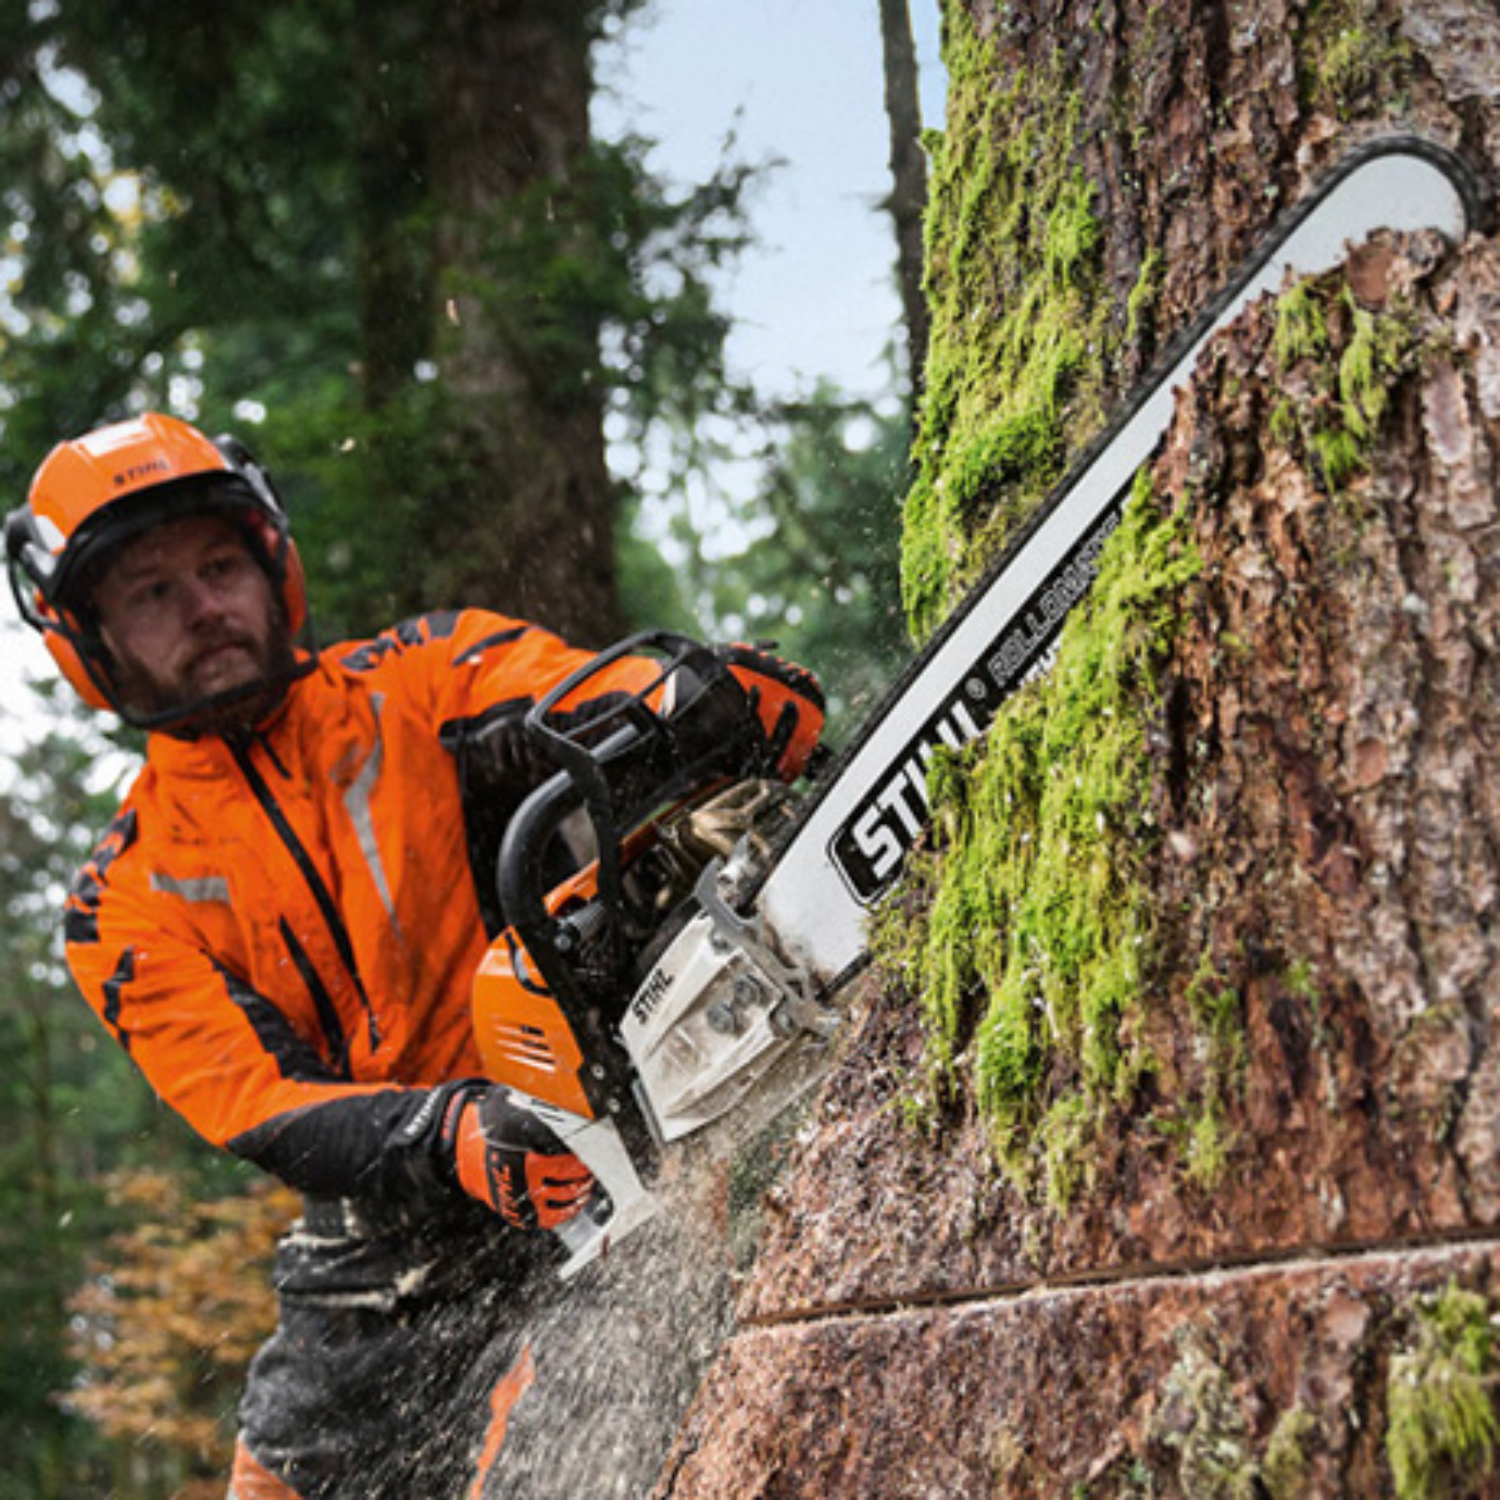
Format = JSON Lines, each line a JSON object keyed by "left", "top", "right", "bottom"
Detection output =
{"left": 91, "top": 514, "right": 292, "bottom": 726}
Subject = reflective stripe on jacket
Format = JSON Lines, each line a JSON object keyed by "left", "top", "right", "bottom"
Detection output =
{"left": 63, "top": 609, "right": 655, "bottom": 1200}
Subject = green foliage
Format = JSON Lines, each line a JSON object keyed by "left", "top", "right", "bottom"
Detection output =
{"left": 0, "top": 696, "right": 267, "bottom": 1496}
{"left": 0, "top": 1, "right": 763, "bottom": 644}
{"left": 0, "top": 719, "right": 153, "bottom": 1494}
{"left": 1386, "top": 1281, "right": 1500, "bottom": 1499}
{"left": 655, "top": 383, "right": 909, "bottom": 734}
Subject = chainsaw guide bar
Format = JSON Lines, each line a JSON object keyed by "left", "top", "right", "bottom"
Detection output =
{"left": 756, "top": 134, "right": 1486, "bottom": 992}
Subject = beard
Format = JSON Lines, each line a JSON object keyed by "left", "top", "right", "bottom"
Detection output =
{"left": 110, "top": 617, "right": 302, "bottom": 737}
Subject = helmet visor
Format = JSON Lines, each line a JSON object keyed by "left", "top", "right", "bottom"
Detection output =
{"left": 56, "top": 475, "right": 286, "bottom": 617}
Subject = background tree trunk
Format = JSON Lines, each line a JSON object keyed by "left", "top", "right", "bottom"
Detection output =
{"left": 650, "top": 2, "right": 1500, "bottom": 1495}
{"left": 426, "top": 0, "right": 625, "bottom": 644}
{"left": 879, "top": 0, "right": 931, "bottom": 404}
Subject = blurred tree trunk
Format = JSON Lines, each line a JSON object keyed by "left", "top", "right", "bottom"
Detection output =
{"left": 352, "top": 9, "right": 434, "bottom": 413}
{"left": 426, "top": 0, "right": 625, "bottom": 644}
{"left": 878, "top": 0, "right": 931, "bottom": 403}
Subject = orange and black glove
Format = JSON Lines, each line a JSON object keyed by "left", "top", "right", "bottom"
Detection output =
{"left": 441, "top": 1086, "right": 594, "bottom": 1232}
{"left": 713, "top": 642, "right": 826, "bottom": 782}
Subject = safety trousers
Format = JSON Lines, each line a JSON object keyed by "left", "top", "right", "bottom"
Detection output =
{"left": 229, "top": 1197, "right": 546, "bottom": 1500}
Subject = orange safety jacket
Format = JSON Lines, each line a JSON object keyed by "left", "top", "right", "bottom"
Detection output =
{"left": 63, "top": 609, "right": 656, "bottom": 1202}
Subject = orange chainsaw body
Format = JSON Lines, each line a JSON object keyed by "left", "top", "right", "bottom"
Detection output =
{"left": 468, "top": 631, "right": 827, "bottom": 1182}
{"left": 472, "top": 863, "right": 601, "bottom": 1121}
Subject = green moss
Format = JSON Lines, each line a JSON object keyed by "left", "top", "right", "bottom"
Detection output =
{"left": 882, "top": 469, "right": 1201, "bottom": 1195}
{"left": 1283, "top": 958, "right": 1320, "bottom": 1003}
{"left": 1152, "top": 1336, "right": 1260, "bottom": 1499}
{"left": 1301, "top": 1, "right": 1413, "bottom": 119}
{"left": 1126, "top": 247, "right": 1166, "bottom": 345}
{"left": 1386, "top": 1281, "right": 1500, "bottom": 1498}
{"left": 1269, "top": 398, "right": 1299, "bottom": 448}
{"left": 1143, "top": 1342, "right": 1326, "bottom": 1498}
{"left": 1273, "top": 281, "right": 1329, "bottom": 367}
{"left": 1182, "top": 1096, "right": 1234, "bottom": 1190}
{"left": 889, "top": 0, "right": 1421, "bottom": 1208}
{"left": 1038, "top": 1092, "right": 1098, "bottom": 1211}
{"left": 1340, "top": 299, "right": 1411, "bottom": 441}
{"left": 902, "top": 14, "right": 1126, "bottom": 643}
{"left": 1272, "top": 274, "right": 1415, "bottom": 495}
{"left": 1170, "top": 955, "right": 1245, "bottom": 1190}
{"left": 1310, "top": 425, "right": 1365, "bottom": 490}
{"left": 1262, "top": 1407, "right": 1320, "bottom": 1498}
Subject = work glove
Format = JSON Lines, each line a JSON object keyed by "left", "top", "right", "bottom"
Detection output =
{"left": 441, "top": 1085, "right": 594, "bottom": 1232}
{"left": 713, "top": 642, "right": 826, "bottom": 782}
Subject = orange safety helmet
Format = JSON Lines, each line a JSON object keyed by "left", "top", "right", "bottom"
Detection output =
{"left": 4, "top": 412, "right": 309, "bottom": 719}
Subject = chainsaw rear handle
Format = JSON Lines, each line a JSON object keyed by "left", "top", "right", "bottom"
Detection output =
{"left": 518, "top": 630, "right": 797, "bottom": 918}
{"left": 495, "top": 767, "right": 582, "bottom": 941}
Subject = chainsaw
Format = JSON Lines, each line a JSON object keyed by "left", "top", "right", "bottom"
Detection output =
{"left": 471, "top": 631, "right": 834, "bottom": 1273}
{"left": 472, "top": 136, "right": 1487, "bottom": 1276}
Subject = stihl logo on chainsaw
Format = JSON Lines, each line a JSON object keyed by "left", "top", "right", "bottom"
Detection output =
{"left": 630, "top": 964, "right": 674, "bottom": 1029}
{"left": 830, "top": 508, "right": 1122, "bottom": 904}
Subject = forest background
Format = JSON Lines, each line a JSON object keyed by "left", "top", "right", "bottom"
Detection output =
{"left": 0, "top": 2, "right": 940, "bottom": 1494}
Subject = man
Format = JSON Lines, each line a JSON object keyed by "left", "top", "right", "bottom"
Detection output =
{"left": 4, "top": 412, "right": 823, "bottom": 1498}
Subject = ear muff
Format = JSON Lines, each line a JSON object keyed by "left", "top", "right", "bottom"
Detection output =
{"left": 41, "top": 615, "right": 113, "bottom": 711}
{"left": 4, "top": 507, "right": 113, "bottom": 709}
{"left": 282, "top": 538, "right": 308, "bottom": 635}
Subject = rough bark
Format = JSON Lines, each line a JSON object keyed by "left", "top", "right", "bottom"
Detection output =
{"left": 665, "top": 1247, "right": 1500, "bottom": 1498}
{"left": 649, "top": 2, "right": 1500, "bottom": 1495}
{"left": 736, "top": 230, "right": 1500, "bottom": 1315}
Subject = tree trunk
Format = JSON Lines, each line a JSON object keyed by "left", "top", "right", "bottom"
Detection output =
{"left": 650, "top": 2, "right": 1500, "bottom": 1495}
{"left": 352, "top": 10, "right": 433, "bottom": 413}
{"left": 879, "top": 0, "right": 931, "bottom": 403}
{"left": 426, "top": 0, "right": 625, "bottom": 645}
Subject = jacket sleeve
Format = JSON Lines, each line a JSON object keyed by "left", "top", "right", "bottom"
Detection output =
{"left": 64, "top": 808, "right": 465, "bottom": 1204}
{"left": 374, "top": 608, "right": 662, "bottom": 737}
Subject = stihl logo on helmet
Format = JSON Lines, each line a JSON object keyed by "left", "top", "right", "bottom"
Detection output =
{"left": 4, "top": 411, "right": 310, "bottom": 724}
{"left": 116, "top": 459, "right": 172, "bottom": 487}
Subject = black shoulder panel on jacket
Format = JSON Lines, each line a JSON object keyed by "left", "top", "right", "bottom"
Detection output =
{"left": 66, "top": 808, "right": 140, "bottom": 946}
